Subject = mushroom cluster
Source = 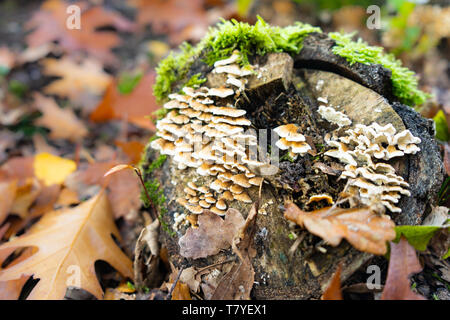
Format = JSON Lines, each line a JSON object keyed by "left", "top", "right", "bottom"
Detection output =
{"left": 324, "top": 122, "right": 421, "bottom": 213}
{"left": 318, "top": 105, "right": 352, "bottom": 128}
{"left": 151, "top": 51, "right": 266, "bottom": 217}
{"left": 274, "top": 124, "right": 311, "bottom": 160}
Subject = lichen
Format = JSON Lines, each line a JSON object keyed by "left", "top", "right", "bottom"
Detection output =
{"left": 328, "top": 31, "right": 430, "bottom": 107}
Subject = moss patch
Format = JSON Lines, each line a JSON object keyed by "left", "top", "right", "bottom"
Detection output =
{"left": 153, "top": 17, "right": 320, "bottom": 102}
{"left": 328, "top": 32, "right": 429, "bottom": 107}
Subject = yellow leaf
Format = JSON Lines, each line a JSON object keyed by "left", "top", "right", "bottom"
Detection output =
{"left": 0, "top": 191, "right": 133, "bottom": 299}
{"left": 34, "top": 153, "right": 77, "bottom": 186}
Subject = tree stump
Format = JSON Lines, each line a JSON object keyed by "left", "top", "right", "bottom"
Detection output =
{"left": 141, "top": 33, "right": 444, "bottom": 299}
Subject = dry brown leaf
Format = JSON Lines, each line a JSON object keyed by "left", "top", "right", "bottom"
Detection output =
{"left": 321, "top": 264, "right": 343, "bottom": 300}
{"left": 131, "top": 0, "right": 209, "bottom": 44}
{"left": 0, "top": 191, "right": 133, "bottom": 299}
{"left": 381, "top": 237, "right": 426, "bottom": 300}
{"left": 56, "top": 188, "right": 80, "bottom": 207}
{"left": 90, "top": 72, "right": 158, "bottom": 130}
{"left": 33, "top": 93, "right": 88, "bottom": 142}
{"left": 0, "top": 180, "right": 17, "bottom": 225}
{"left": 0, "top": 157, "right": 35, "bottom": 187}
{"left": 284, "top": 201, "right": 396, "bottom": 255}
{"left": 115, "top": 140, "right": 145, "bottom": 165}
{"left": 171, "top": 282, "right": 192, "bottom": 300}
{"left": 26, "top": 0, "right": 135, "bottom": 64}
{"left": 0, "top": 249, "right": 33, "bottom": 300}
{"left": 210, "top": 202, "right": 258, "bottom": 300}
{"left": 65, "top": 161, "right": 141, "bottom": 219}
{"left": 179, "top": 209, "right": 245, "bottom": 260}
{"left": 42, "top": 57, "right": 111, "bottom": 101}
{"left": 10, "top": 180, "right": 42, "bottom": 219}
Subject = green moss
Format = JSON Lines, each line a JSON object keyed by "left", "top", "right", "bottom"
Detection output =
{"left": 181, "top": 73, "right": 206, "bottom": 90}
{"left": 203, "top": 17, "right": 321, "bottom": 66}
{"left": 328, "top": 32, "right": 430, "bottom": 107}
{"left": 153, "top": 17, "right": 320, "bottom": 102}
{"left": 153, "top": 42, "right": 203, "bottom": 103}
{"left": 154, "top": 18, "right": 427, "bottom": 108}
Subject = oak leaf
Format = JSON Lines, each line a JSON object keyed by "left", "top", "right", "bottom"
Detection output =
{"left": 283, "top": 201, "right": 396, "bottom": 255}
{"left": 0, "top": 191, "right": 133, "bottom": 299}
{"left": 90, "top": 72, "right": 158, "bottom": 130}
{"left": 179, "top": 209, "right": 245, "bottom": 259}
{"left": 41, "top": 57, "right": 111, "bottom": 101}
{"left": 33, "top": 93, "right": 88, "bottom": 142}
{"left": 0, "top": 180, "right": 17, "bottom": 225}
{"left": 381, "top": 236, "right": 425, "bottom": 300}
{"left": 26, "top": 0, "right": 135, "bottom": 64}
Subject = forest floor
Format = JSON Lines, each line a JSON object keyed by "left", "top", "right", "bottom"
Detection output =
{"left": 0, "top": 0, "right": 448, "bottom": 300}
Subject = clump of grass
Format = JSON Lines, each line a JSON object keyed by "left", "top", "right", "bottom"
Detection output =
{"left": 328, "top": 32, "right": 430, "bottom": 107}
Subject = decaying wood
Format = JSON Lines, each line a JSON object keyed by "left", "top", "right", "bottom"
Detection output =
{"left": 141, "top": 33, "right": 444, "bottom": 299}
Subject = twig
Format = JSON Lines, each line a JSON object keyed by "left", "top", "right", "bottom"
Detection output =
{"left": 166, "top": 266, "right": 185, "bottom": 300}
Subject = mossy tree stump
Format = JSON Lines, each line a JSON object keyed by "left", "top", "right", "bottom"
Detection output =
{"left": 141, "top": 31, "right": 444, "bottom": 299}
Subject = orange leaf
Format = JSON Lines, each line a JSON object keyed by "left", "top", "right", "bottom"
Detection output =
{"left": 90, "top": 72, "right": 158, "bottom": 130}
{"left": 284, "top": 202, "right": 396, "bottom": 255}
{"left": 115, "top": 140, "right": 145, "bottom": 165}
{"left": 381, "top": 237, "right": 425, "bottom": 300}
{"left": 26, "top": 0, "right": 135, "bottom": 64}
{"left": 321, "top": 264, "right": 343, "bottom": 300}
{"left": 171, "top": 282, "right": 192, "bottom": 300}
{"left": 131, "top": 0, "right": 209, "bottom": 44}
{"left": 33, "top": 93, "right": 88, "bottom": 142}
{"left": 0, "top": 191, "right": 133, "bottom": 299}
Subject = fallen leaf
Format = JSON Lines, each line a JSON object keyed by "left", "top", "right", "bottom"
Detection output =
{"left": 66, "top": 161, "right": 141, "bottom": 219}
{"left": 90, "top": 72, "right": 158, "bottom": 130}
{"left": 56, "top": 188, "right": 80, "bottom": 207}
{"left": 131, "top": 0, "right": 209, "bottom": 44}
{"left": 33, "top": 93, "right": 88, "bottom": 142}
{"left": 0, "top": 191, "right": 133, "bottom": 299}
{"left": 0, "top": 249, "right": 33, "bottom": 300}
{"left": 321, "top": 264, "right": 343, "bottom": 300}
{"left": 283, "top": 202, "right": 396, "bottom": 255}
{"left": 34, "top": 152, "right": 77, "bottom": 186}
{"left": 211, "top": 202, "right": 258, "bottom": 300}
{"left": 26, "top": 0, "right": 135, "bottom": 64}
{"left": 0, "top": 180, "right": 17, "bottom": 225}
{"left": 381, "top": 237, "right": 425, "bottom": 300}
{"left": 178, "top": 209, "right": 245, "bottom": 259}
{"left": 115, "top": 141, "right": 145, "bottom": 165}
{"left": 171, "top": 282, "right": 192, "bottom": 300}
{"left": 0, "top": 157, "right": 35, "bottom": 187}
{"left": 10, "top": 180, "right": 42, "bottom": 219}
{"left": 42, "top": 57, "right": 111, "bottom": 101}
